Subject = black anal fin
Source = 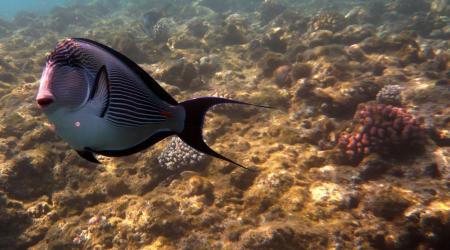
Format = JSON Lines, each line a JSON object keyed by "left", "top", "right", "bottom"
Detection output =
{"left": 76, "top": 150, "right": 100, "bottom": 164}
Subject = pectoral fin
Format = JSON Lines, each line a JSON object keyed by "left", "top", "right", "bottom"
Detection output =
{"left": 76, "top": 150, "right": 100, "bottom": 164}
{"left": 90, "top": 65, "right": 110, "bottom": 117}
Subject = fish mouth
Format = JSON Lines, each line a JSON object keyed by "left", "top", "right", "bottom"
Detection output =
{"left": 37, "top": 96, "right": 55, "bottom": 108}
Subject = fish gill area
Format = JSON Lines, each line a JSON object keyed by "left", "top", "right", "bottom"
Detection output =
{"left": 0, "top": 0, "right": 449, "bottom": 249}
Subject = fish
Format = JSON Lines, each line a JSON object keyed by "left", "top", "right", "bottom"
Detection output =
{"left": 36, "top": 38, "right": 268, "bottom": 170}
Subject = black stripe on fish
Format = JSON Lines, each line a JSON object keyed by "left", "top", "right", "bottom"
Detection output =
{"left": 48, "top": 39, "right": 72, "bottom": 60}
{"left": 50, "top": 39, "right": 100, "bottom": 72}
{"left": 108, "top": 86, "right": 166, "bottom": 113}
{"left": 109, "top": 95, "right": 163, "bottom": 112}
{"left": 73, "top": 38, "right": 178, "bottom": 106}
{"left": 101, "top": 68, "right": 169, "bottom": 127}
{"left": 50, "top": 40, "right": 82, "bottom": 66}
{"left": 108, "top": 69, "right": 156, "bottom": 96}
{"left": 90, "top": 65, "right": 110, "bottom": 117}
{"left": 108, "top": 97, "right": 165, "bottom": 111}
{"left": 107, "top": 78, "right": 148, "bottom": 99}
{"left": 105, "top": 99, "right": 167, "bottom": 126}
{"left": 106, "top": 107, "right": 166, "bottom": 125}
{"left": 109, "top": 87, "right": 159, "bottom": 107}
{"left": 107, "top": 103, "right": 165, "bottom": 118}
{"left": 109, "top": 88, "right": 164, "bottom": 111}
{"left": 107, "top": 68, "right": 166, "bottom": 111}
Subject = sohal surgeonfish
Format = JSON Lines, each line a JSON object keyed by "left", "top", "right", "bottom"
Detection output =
{"left": 36, "top": 38, "right": 268, "bottom": 169}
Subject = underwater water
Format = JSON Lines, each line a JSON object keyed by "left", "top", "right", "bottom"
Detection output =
{"left": 0, "top": 0, "right": 69, "bottom": 20}
{"left": 0, "top": 0, "right": 449, "bottom": 249}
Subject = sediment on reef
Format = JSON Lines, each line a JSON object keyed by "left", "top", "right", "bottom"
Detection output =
{"left": 0, "top": 0, "right": 449, "bottom": 249}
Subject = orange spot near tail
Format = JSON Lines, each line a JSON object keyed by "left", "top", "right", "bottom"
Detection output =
{"left": 159, "top": 111, "right": 173, "bottom": 118}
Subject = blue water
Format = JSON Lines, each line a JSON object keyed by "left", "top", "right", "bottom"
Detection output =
{"left": 0, "top": 0, "right": 69, "bottom": 20}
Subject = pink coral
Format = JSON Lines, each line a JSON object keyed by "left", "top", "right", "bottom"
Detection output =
{"left": 338, "top": 103, "right": 424, "bottom": 163}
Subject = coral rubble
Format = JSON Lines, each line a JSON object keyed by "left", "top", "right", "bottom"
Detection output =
{"left": 0, "top": 0, "right": 449, "bottom": 249}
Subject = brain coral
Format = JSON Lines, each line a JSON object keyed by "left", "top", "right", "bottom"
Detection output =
{"left": 158, "top": 137, "right": 209, "bottom": 171}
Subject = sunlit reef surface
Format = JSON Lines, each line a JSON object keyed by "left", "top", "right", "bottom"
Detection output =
{"left": 0, "top": 0, "right": 449, "bottom": 249}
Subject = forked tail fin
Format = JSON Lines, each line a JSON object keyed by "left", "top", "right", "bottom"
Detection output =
{"left": 178, "top": 97, "right": 271, "bottom": 171}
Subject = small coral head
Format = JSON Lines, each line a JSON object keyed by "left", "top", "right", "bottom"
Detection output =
{"left": 338, "top": 103, "right": 424, "bottom": 164}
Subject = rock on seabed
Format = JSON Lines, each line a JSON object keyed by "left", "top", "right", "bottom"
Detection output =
{"left": 0, "top": 0, "right": 449, "bottom": 249}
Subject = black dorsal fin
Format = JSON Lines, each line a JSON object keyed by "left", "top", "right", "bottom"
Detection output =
{"left": 73, "top": 38, "right": 178, "bottom": 106}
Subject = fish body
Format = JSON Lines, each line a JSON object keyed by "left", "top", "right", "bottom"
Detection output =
{"left": 37, "top": 38, "right": 264, "bottom": 168}
{"left": 39, "top": 39, "right": 182, "bottom": 151}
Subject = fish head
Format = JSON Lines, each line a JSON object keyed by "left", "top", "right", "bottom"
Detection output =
{"left": 37, "top": 39, "right": 93, "bottom": 114}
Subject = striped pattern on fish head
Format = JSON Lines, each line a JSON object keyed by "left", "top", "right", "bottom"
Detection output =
{"left": 37, "top": 39, "right": 101, "bottom": 113}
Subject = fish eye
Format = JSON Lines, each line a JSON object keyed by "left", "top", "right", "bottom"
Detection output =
{"left": 62, "top": 54, "right": 80, "bottom": 68}
{"left": 56, "top": 58, "right": 81, "bottom": 69}
{"left": 66, "top": 59, "right": 77, "bottom": 67}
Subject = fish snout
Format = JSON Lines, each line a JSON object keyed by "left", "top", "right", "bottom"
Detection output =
{"left": 36, "top": 93, "right": 55, "bottom": 108}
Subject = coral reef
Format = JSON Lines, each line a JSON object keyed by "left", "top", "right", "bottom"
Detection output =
{"left": 209, "top": 89, "right": 242, "bottom": 115}
{"left": 338, "top": 103, "right": 424, "bottom": 163}
{"left": 187, "top": 19, "right": 209, "bottom": 38}
{"left": 198, "top": 55, "right": 221, "bottom": 76}
{"left": 0, "top": 0, "right": 449, "bottom": 249}
{"left": 273, "top": 65, "right": 292, "bottom": 87}
{"left": 199, "top": 0, "right": 231, "bottom": 13}
{"left": 151, "top": 18, "right": 174, "bottom": 44}
{"left": 308, "top": 10, "right": 346, "bottom": 32}
{"left": 158, "top": 137, "right": 209, "bottom": 171}
{"left": 334, "top": 24, "right": 375, "bottom": 44}
{"left": 142, "top": 9, "right": 163, "bottom": 33}
{"left": 291, "top": 63, "right": 312, "bottom": 80}
{"left": 262, "top": 28, "right": 288, "bottom": 53}
{"left": 317, "top": 80, "right": 381, "bottom": 118}
{"left": 390, "top": 0, "right": 430, "bottom": 14}
{"left": 259, "top": 0, "right": 286, "bottom": 24}
{"left": 258, "top": 52, "right": 287, "bottom": 77}
{"left": 112, "top": 32, "right": 147, "bottom": 63}
{"left": 376, "top": 84, "right": 403, "bottom": 106}
{"left": 160, "top": 59, "right": 201, "bottom": 89}
{"left": 222, "top": 23, "right": 247, "bottom": 45}
{"left": 430, "top": 0, "right": 449, "bottom": 14}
